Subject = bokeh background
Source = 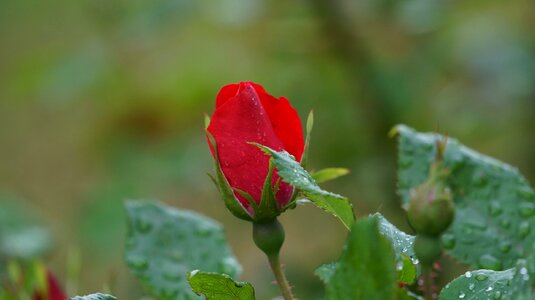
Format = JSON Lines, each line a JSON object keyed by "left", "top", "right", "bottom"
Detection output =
{"left": 1, "top": 0, "right": 535, "bottom": 298}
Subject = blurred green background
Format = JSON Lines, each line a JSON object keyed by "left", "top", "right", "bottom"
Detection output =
{"left": 1, "top": 0, "right": 534, "bottom": 298}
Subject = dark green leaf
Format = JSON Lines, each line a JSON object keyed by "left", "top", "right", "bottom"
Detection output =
{"left": 188, "top": 271, "right": 255, "bottom": 300}
{"left": 394, "top": 125, "right": 535, "bottom": 269}
{"left": 325, "top": 217, "right": 397, "bottom": 300}
{"left": 311, "top": 168, "right": 350, "bottom": 183}
{"left": 438, "top": 264, "right": 532, "bottom": 300}
{"left": 69, "top": 293, "right": 117, "bottom": 300}
{"left": 255, "top": 145, "right": 355, "bottom": 229}
{"left": 124, "top": 200, "right": 241, "bottom": 300}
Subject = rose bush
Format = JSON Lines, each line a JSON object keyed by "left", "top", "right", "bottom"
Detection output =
{"left": 206, "top": 81, "right": 304, "bottom": 220}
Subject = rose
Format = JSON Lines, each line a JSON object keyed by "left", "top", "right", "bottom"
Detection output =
{"left": 207, "top": 82, "right": 304, "bottom": 220}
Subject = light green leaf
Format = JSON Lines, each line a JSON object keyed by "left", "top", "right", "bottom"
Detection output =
{"left": 188, "top": 271, "right": 255, "bottom": 300}
{"left": 394, "top": 125, "right": 535, "bottom": 270}
{"left": 124, "top": 200, "right": 241, "bottom": 300}
{"left": 311, "top": 168, "right": 350, "bottom": 183}
{"left": 325, "top": 216, "right": 397, "bottom": 300}
{"left": 69, "top": 293, "right": 117, "bottom": 300}
{"left": 439, "top": 265, "right": 532, "bottom": 300}
{"left": 255, "top": 144, "right": 355, "bottom": 229}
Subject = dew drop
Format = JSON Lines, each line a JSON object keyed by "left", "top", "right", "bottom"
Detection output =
{"left": 458, "top": 291, "right": 466, "bottom": 299}
{"left": 519, "top": 202, "right": 535, "bottom": 217}
{"left": 475, "top": 273, "right": 488, "bottom": 281}
{"left": 127, "top": 255, "right": 149, "bottom": 271}
{"left": 441, "top": 234, "right": 456, "bottom": 249}
{"left": 136, "top": 219, "right": 153, "bottom": 234}
{"left": 465, "top": 271, "right": 472, "bottom": 278}
{"left": 169, "top": 250, "right": 183, "bottom": 262}
{"left": 518, "top": 221, "right": 530, "bottom": 238}
{"left": 486, "top": 286, "right": 494, "bottom": 292}
{"left": 500, "top": 219, "right": 511, "bottom": 229}
{"left": 478, "top": 254, "right": 502, "bottom": 270}
{"left": 493, "top": 291, "right": 502, "bottom": 299}
{"left": 468, "top": 283, "right": 475, "bottom": 291}
{"left": 489, "top": 201, "right": 503, "bottom": 217}
{"left": 498, "top": 241, "right": 512, "bottom": 254}
{"left": 516, "top": 187, "right": 535, "bottom": 200}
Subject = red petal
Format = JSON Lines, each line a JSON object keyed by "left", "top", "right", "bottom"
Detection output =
{"left": 215, "top": 83, "right": 240, "bottom": 108}
{"left": 208, "top": 83, "right": 293, "bottom": 207}
{"left": 33, "top": 271, "right": 67, "bottom": 300}
{"left": 251, "top": 84, "right": 305, "bottom": 162}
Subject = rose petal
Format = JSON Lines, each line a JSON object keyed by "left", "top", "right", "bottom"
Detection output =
{"left": 208, "top": 83, "right": 289, "bottom": 207}
{"left": 252, "top": 85, "right": 305, "bottom": 162}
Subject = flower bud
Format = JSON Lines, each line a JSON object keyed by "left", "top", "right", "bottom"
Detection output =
{"left": 407, "top": 176, "right": 454, "bottom": 237}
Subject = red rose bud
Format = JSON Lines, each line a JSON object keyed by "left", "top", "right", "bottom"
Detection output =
{"left": 33, "top": 271, "right": 67, "bottom": 300}
{"left": 207, "top": 82, "right": 305, "bottom": 221}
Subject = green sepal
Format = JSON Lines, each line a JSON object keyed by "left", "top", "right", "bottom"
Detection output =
{"left": 311, "top": 168, "right": 350, "bottom": 183}
{"left": 301, "top": 110, "right": 314, "bottom": 169}
{"left": 206, "top": 131, "right": 252, "bottom": 221}
{"left": 253, "top": 161, "right": 281, "bottom": 222}
{"left": 204, "top": 114, "right": 211, "bottom": 130}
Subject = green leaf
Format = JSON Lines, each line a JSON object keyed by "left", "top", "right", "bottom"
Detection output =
{"left": 254, "top": 144, "right": 355, "bottom": 229}
{"left": 124, "top": 200, "right": 241, "bottom": 300}
{"left": 311, "top": 168, "right": 350, "bottom": 183}
{"left": 394, "top": 125, "right": 535, "bottom": 270}
{"left": 69, "top": 293, "right": 117, "bottom": 300}
{"left": 188, "top": 271, "right": 255, "bottom": 300}
{"left": 374, "top": 214, "right": 418, "bottom": 284}
{"left": 325, "top": 216, "right": 397, "bottom": 300}
{"left": 438, "top": 265, "right": 532, "bottom": 300}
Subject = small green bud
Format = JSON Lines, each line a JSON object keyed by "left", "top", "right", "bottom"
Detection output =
{"left": 414, "top": 235, "right": 442, "bottom": 266}
{"left": 407, "top": 178, "right": 454, "bottom": 236}
{"left": 253, "top": 219, "right": 285, "bottom": 258}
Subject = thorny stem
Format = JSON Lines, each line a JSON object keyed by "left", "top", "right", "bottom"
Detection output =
{"left": 267, "top": 254, "right": 295, "bottom": 300}
{"left": 423, "top": 267, "right": 434, "bottom": 300}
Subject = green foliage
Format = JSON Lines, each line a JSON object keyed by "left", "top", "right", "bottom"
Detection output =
{"left": 187, "top": 271, "right": 255, "bottom": 300}
{"left": 0, "top": 196, "right": 52, "bottom": 260}
{"left": 394, "top": 125, "right": 535, "bottom": 270}
{"left": 69, "top": 293, "right": 117, "bottom": 300}
{"left": 438, "top": 264, "right": 533, "bottom": 300}
{"left": 255, "top": 145, "right": 355, "bottom": 229}
{"left": 124, "top": 200, "right": 241, "bottom": 300}
{"left": 323, "top": 216, "right": 397, "bottom": 300}
{"left": 374, "top": 214, "right": 417, "bottom": 284}
{"left": 311, "top": 168, "right": 350, "bottom": 183}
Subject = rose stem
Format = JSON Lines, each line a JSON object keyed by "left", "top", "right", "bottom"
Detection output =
{"left": 267, "top": 254, "right": 295, "bottom": 300}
